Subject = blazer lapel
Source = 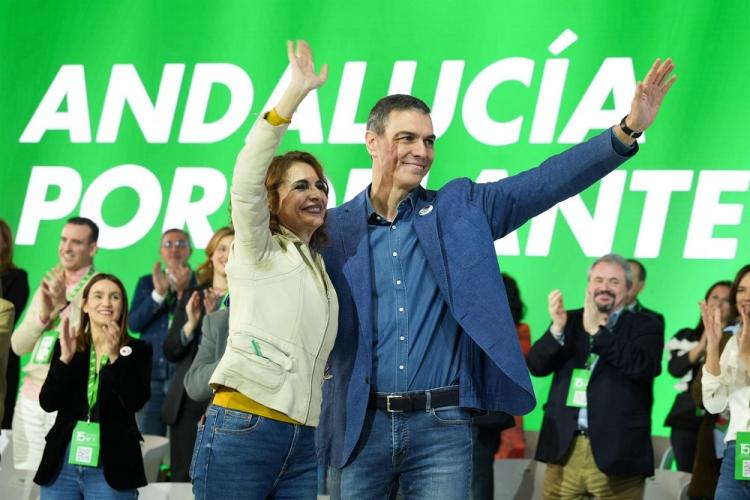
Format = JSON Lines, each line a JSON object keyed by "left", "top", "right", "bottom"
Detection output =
{"left": 339, "top": 191, "right": 375, "bottom": 344}
{"left": 412, "top": 190, "right": 451, "bottom": 301}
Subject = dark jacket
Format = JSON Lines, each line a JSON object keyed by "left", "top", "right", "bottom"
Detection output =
{"left": 664, "top": 327, "right": 702, "bottom": 430}
{"left": 161, "top": 285, "right": 210, "bottom": 425}
{"left": 34, "top": 339, "right": 152, "bottom": 490}
{"left": 527, "top": 308, "right": 663, "bottom": 477}
{"left": 184, "top": 308, "right": 229, "bottom": 403}
{"left": 128, "top": 273, "right": 196, "bottom": 381}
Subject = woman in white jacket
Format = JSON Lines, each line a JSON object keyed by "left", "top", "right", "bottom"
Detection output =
{"left": 702, "top": 264, "right": 750, "bottom": 499}
{"left": 191, "top": 40, "right": 338, "bottom": 499}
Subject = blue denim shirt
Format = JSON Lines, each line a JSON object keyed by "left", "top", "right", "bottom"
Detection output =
{"left": 366, "top": 187, "right": 461, "bottom": 393}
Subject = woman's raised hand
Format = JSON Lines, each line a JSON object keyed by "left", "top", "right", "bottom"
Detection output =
{"left": 275, "top": 40, "right": 328, "bottom": 119}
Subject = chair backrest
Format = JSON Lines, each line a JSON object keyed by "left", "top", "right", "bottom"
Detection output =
{"left": 523, "top": 430, "right": 539, "bottom": 459}
{"left": 141, "top": 434, "right": 170, "bottom": 483}
{"left": 138, "top": 481, "right": 194, "bottom": 500}
{"left": 0, "top": 430, "right": 41, "bottom": 500}
{"left": 651, "top": 435, "right": 673, "bottom": 469}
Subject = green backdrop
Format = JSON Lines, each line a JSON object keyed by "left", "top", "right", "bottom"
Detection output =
{"left": 2, "top": 0, "right": 749, "bottom": 436}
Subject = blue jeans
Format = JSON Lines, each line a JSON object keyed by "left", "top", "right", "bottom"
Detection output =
{"left": 136, "top": 379, "right": 167, "bottom": 436}
{"left": 41, "top": 443, "right": 137, "bottom": 499}
{"left": 330, "top": 406, "right": 473, "bottom": 500}
{"left": 716, "top": 441, "right": 750, "bottom": 499}
{"left": 190, "top": 404, "right": 317, "bottom": 499}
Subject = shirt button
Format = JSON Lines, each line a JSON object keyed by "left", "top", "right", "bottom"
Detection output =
{"left": 399, "top": 365, "right": 404, "bottom": 370}
{"left": 400, "top": 336, "right": 405, "bottom": 341}
{"left": 396, "top": 280, "right": 402, "bottom": 285}
{"left": 399, "top": 307, "right": 404, "bottom": 312}
{"left": 391, "top": 225, "right": 397, "bottom": 230}
{"left": 392, "top": 252, "right": 398, "bottom": 257}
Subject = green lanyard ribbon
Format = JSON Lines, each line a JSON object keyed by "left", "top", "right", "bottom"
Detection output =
{"left": 86, "top": 347, "right": 108, "bottom": 421}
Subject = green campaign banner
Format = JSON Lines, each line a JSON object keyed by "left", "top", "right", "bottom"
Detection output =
{"left": 2, "top": 0, "right": 749, "bottom": 435}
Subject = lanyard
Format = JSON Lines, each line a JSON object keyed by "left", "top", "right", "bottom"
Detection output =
{"left": 66, "top": 266, "right": 96, "bottom": 302}
{"left": 86, "top": 347, "right": 108, "bottom": 421}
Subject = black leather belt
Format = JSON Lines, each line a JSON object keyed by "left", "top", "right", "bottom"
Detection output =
{"left": 368, "top": 386, "right": 459, "bottom": 413}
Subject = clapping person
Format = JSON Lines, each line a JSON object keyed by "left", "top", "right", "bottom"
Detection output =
{"left": 664, "top": 280, "right": 731, "bottom": 473}
{"left": 702, "top": 265, "right": 750, "bottom": 499}
{"left": 0, "top": 219, "right": 30, "bottom": 428}
{"left": 34, "top": 274, "right": 151, "bottom": 498}
{"left": 162, "top": 226, "right": 233, "bottom": 481}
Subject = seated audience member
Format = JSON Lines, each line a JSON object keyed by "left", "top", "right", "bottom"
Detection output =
{"left": 1, "top": 219, "right": 30, "bottom": 429}
{"left": 162, "top": 226, "right": 233, "bottom": 481}
{"left": 527, "top": 253, "right": 664, "bottom": 500}
{"left": 34, "top": 273, "right": 151, "bottom": 498}
{"left": 472, "top": 273, "right": 529, "bottom": 500}
{"left": 626, "top": 258, "right": 665, "bottom": 327}
{"left": 665, "top": 280, "right": 731, "bottom": 473}
{"left": 11, "top": 217, "right": 99, "bottom": 471}
{"left": 702, "top": 264, "right": 750, "bottom": 499}
{"left": 128, "top": 228, "right": 195, "bottom": 436}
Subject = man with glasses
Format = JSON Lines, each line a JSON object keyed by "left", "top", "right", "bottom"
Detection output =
{"left": 129, "top": 228, "right": 195, "bottom": 436}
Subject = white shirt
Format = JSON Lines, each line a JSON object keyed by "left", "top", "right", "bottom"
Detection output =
{"left": 702, "top": 332, "right": 750, "bottom": 443}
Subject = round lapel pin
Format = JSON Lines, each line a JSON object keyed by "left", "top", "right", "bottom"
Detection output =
{"left": 418, "top": 205, "right": 433, "bottom": 216}
{"left": 119, "top": 346, "right": 132, "bottom": 357}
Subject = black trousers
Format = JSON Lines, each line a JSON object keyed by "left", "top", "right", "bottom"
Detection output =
{"left": 169, "top": 394, "right": 208, "bottom": 481}
{"left": 671, "top": 426, "right": 699, "bottom": 473}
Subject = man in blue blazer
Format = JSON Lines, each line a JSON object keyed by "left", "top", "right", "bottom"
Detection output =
{"left": 128, "top": 228, "right": 195, "bottom": 436}
{"left": 319, "top": 57, "right": 676, "bottom": 498}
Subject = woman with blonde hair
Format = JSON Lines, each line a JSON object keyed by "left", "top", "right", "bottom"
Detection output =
{"left": 162, "top": 225, "right": 234, "bottom": 481}
{"left": 34, "top": 273, "right": 151, "bottom": 498}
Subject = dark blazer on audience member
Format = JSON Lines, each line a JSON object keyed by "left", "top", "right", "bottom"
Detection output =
{"left": 34, "top": 339, "right": 152, "bottom": 490}
{"left": 527, "top": 308, "right": 663, "bottom": 477}
{"left": 161, "top": 285, "right": 210, "bottom": 425}
{"left": 1, "top": 267, "right": 30, "bottom": 429}
{"left": 184, "top": 308, "right": 229, "bottom": 403}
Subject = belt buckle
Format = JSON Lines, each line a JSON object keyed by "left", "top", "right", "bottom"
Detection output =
{"left": 386, "top": 394, "right": 404, "bottom": 413}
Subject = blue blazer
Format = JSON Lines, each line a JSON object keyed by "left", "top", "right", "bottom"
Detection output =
{"left": 128, "top": 274, "right": 195, "bottom": 381}
{"left": 317, "top": 129, "right": 637, "bottom": 468}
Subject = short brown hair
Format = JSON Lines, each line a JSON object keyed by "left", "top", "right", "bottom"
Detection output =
{"left": 76, "top": 274, "right": 131, "bottom": 352}
{"left": 265, "top": 151, "right": 329, "bottom": 251}
{"left": 195, "top": 226, "right": 235, "bottom": 286}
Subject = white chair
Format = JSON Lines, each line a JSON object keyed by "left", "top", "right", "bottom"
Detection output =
{"left": 0, "top": 429, "right": 41, "bottom": 500}
{"left": 651, "top": 435, "right": 673, "bottom": 469}
{"left": 644, "top": 469, "right": 691, "bottom": 500}
{"left": 138, "top": 481, "right": 193, "bottom": 500}
{"left": 141, "top": 434, "right": 170, "bottom": 483}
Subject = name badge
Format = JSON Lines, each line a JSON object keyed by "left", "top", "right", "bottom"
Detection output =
{"left": 32, "top": 331, "right": 59, "bottom": 365}
{"left": 68, "top": 421, "right": 101, "bottom": 467}
{"left": 735, "top": 432, "right": 750, "bottom": 480}
{"left": 566, "top": 368, "right": 591, "bottom": 408}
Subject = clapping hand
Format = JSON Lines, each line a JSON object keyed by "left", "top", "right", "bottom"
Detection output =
{"left": 40, "top": 267, "right": 66, "bottom": 323}
{"left": 547, "top": 289, "right": 567, "bottom": 333}
{"left": 183, "top": 291, "right": 203, "bottom": 339}
{"left": 583, "top": 292, "right": 608, "bottom": 336}
{"left": 59, "top": 316, "right": 76, "bottom": 364}
{"left": 152, "top": 261, "right": 169, "bottom": 296}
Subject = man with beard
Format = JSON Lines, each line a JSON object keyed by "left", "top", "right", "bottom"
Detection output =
{"left": 527, "top": 253, "right": 664, "bottom": 499}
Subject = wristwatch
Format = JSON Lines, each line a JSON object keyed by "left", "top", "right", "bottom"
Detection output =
{"left": 619, "top": 115, "right": 642, "bottom": 139}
